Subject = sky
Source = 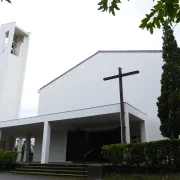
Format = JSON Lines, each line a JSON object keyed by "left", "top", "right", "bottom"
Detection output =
{"left": 0, "top": 0, "right": 180, "bottom": 118}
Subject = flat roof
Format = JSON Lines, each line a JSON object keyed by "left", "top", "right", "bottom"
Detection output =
{"left": 0, "top": 102, "right": 146, "bottom": 128}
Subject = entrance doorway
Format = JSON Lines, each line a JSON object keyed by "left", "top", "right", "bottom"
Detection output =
{"left": 66, "top": 127, "right": 121, "bottom": 162}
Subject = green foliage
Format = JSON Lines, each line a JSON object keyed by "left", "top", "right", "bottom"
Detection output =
{"left": 103, "top": 143, "right": 125, "bottom": 165}
{"left": 103, "top": 173, "right": 180, "bottom": 180}
{"left": 97, "top": 0, "right": 180, "bottom": 34}
{"left": 157, "top": 22, "right": 180, "bottom": 139}
{"left": 102, "top": 139, "right": 180, "bottom": 168}
{"left": 98, "top": 0, "right": 121, "bottom": 16}
{"left": 0, "top": 150, "right": 18, "bottom": 167}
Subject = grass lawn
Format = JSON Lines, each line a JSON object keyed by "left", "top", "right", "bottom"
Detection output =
{"left": 103, "top": 173, "right": 180, "bottom": 180}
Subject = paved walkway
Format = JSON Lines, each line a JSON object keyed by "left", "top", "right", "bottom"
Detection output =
{"left": 0, "top": 173, "right": 69, "bottom": 180}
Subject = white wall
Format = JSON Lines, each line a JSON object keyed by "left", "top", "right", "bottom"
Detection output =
{"left": 0, "top": 23, "right": 30, "bottom": 121}
{"left": 33, "top": 133, "right": 43, "bottom": 162}
{"left": 0, "top": 22, "right": 15, "bottom": 114}
{"left": 33, "top": 128, "right": 67, "bottom": 163}
{"left": 49, "top": 130, "right": 67, "bottom": 162}
{"left": 38, "top": 51, "right": 163, "bottom": 141}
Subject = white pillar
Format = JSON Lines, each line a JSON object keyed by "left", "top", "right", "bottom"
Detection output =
{"left": 17, "top": 138, "right": 23, "bottom": 162}
{"left": 23, "top": 133, "right": 31, "bottom": 162}
{"left": 140, "top": 121, "right": 147, "bottom": 142}
{"left": 124, "top": 106, "right": 130, "bottom": 143}
{"left": 41, "top": 121, "right": 51, "bottom": 164}
{"left": 125, "top": 113, "right": 130, "bottom": 143}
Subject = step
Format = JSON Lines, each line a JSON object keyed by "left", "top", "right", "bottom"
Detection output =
{"left": 24, "top": 163, "right": 86, "bottom": 167}
{"left": 11, "top": 171, "right": 88, "bottom": 177}
{"left": 19, "top": 165, "right": 87, "bottom": 170}
{"left": 16, "top": 168, "right": 88, "bottom": 174}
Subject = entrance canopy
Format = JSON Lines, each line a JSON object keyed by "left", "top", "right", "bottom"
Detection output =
{"left": 0, "top": 102, "right": 147, "bottom": 163}
{"left": 0, "top": 102, "right": 146, "bottom": 129}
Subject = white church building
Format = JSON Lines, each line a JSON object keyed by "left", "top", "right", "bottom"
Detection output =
{"left": 0, "top": 23, "right": 164, "bottom": 164}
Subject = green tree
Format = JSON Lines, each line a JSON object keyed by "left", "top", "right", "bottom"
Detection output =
{"left": 98, "top": 0, "right": 180, "bottom": 34}
{"left": 157, "top": 22, "right": 180, "bottom": 139}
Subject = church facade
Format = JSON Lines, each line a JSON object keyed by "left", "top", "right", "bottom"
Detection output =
{"left": 0, "top": 23, "right": 163, "bottom": 164}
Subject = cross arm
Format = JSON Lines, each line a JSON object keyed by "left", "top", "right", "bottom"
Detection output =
{"left": 103, "top": 74, "right": 119, "bottom": 81}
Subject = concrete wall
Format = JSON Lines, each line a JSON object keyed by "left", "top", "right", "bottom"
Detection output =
{"left": 38, "top": 51, "right": 163, "bottom": 141}
{"left": 0, "top": 22, "right": 30, "bottom": 121}
{"left": 0, "top": 131, "right": 15, "bottom": 150}
{"left": 33, "top": 133, "right": 43, "bottom": 162}
{"left": 33, "top": 129, "right": 67, "bottom": 162}
{"left": 49, "top": 130, "right": 67, "bottom": 162}
{"left": 140, "top": 121, "right": 147, "bottom": 142}
{"left": 130, "top": 122, "right": 141, "bottom": 137}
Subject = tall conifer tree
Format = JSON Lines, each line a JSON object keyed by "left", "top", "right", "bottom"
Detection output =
{"left": 157, "top": 22, "right": 180, "bottom": 139}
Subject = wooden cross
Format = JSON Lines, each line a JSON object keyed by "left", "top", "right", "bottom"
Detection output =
{"left": 103, "top": 67, "right": 139, "bottom": 143}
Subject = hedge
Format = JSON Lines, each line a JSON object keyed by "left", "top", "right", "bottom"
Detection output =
{"left": 0, "top": 150, "right": 18, "bottom": 170}
{"left": 102, "top": 139, "right": 180, "bottom": 168}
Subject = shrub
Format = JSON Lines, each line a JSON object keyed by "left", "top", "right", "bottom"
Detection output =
{"left": 0, "top": 150, "right": 18, "bottom": 170}
{"left": 103, "top": 173, "right": 180, "bottom": 180}
{"left": 102, "top": 139, "right": 180, "bottom": 168}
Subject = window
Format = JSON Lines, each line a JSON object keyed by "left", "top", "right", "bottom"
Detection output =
{"left": 11, "top": 41, "right": 17, "bottom": 55}
{"left": 11, "top": 36, "right": 23, "bottom": 56}
{"left": 3, "top": 31, "right": 9, "bottom": 52}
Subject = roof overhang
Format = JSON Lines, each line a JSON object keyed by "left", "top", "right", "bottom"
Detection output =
{"left": 0, "top": 103, "right": 146, "bottom": 129}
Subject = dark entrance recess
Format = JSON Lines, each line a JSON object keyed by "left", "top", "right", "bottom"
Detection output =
{"left": 66, "top": 127, "right": 121, "bottom": 162}
{"left": 66, "top": 130, "right": 87, "bottom": 162}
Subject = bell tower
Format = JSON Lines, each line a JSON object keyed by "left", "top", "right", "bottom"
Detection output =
{"left": 0, "top": 22, "right": 30, "bottom": 121}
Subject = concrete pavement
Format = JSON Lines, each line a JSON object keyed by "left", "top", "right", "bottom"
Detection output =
{"left": 0, "top": 173, "right": 71, "bottom": 180}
